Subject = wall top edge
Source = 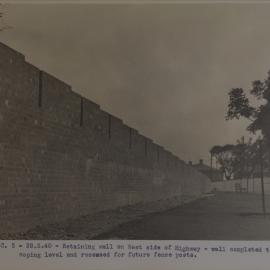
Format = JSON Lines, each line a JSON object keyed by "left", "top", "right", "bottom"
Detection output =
{"left": 0, "top": 42, "right": 25, "bottom": 60}
{"left": 0, "top": 41, "right": 187, "bottom": 164}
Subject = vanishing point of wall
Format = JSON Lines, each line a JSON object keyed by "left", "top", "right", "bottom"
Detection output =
{"left": 0, "top": 42, "right": 211, "bottom": 233}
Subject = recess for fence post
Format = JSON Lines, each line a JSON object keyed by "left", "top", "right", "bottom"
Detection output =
{"left": 108, "top": 115, "right": 111, "bottom": 140}
{"left": 38, "top": 70, "right": 43, "bottom": 108}
{"left": 129, "top": 128, "right": 132, "bottom": 149}
{"left": 80, "top": 97, "right": 84, "bottom": 126}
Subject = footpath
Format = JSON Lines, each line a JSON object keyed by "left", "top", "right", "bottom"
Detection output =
{"left": 0, "top": 194, "right": 195, "bottom": 239}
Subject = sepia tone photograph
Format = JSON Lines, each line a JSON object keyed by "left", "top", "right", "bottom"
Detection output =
{"left": 1, "top": 0, "right": 270, "bottom": 241}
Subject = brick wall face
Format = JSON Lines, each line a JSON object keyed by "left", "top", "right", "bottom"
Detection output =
{"left": 0, "top": 42, "right": 211, "bottom": 233}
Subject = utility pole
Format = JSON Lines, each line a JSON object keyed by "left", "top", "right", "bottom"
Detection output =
{"left": 259, "top": 139, "right": 266, "bottom": 217}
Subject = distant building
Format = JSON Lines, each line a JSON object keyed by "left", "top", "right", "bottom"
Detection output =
{"left": 191, "top": 159, "right": 223, "bottom": 182}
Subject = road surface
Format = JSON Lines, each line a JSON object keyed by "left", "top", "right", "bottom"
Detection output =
{"left": 95, "top": 192, "right": 270, "bottom": 240}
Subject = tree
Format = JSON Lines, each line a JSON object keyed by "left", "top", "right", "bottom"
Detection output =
{"left": 226, "top": 70, "right": 270, "bottom": 143}
{"left": 210, "top": 144, "right": 236, "bottom": 180}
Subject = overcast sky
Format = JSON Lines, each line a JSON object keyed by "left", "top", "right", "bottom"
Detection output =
{"left": 1, "top": 2, "right": 269, "bottom": 164}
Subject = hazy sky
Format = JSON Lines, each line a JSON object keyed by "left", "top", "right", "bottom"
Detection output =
{"left": 0, "top": 2, "right": 269, "bottom": 164}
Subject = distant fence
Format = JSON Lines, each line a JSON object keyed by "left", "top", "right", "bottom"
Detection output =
{"left": 212, "top": 177, "right": 270, "bottom": 194}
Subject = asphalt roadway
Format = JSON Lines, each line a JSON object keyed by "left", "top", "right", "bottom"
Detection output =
{"left": 95, "top": 192, "right": 270, "bottom": 240}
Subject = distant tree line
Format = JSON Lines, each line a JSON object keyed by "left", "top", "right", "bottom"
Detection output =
{"left": 210, "top": 137, "right": 268, "bottom": 181}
